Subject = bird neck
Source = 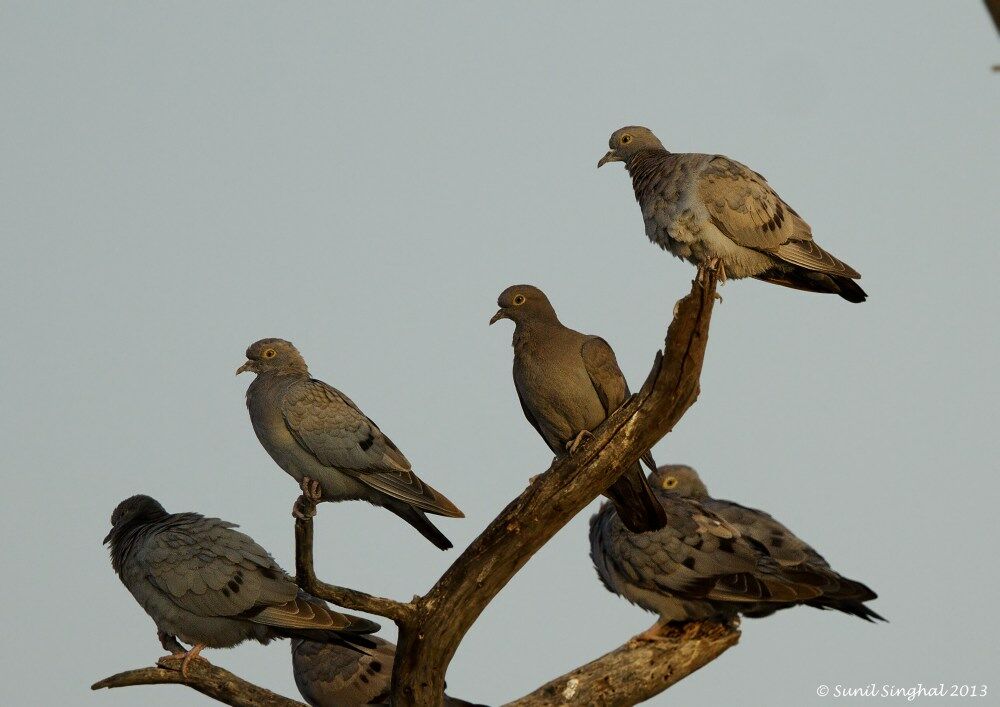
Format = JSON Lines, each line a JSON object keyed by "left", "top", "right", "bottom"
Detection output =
{"left": 624, "top": 148, "right": 670, "bottom": 172}
{"left": 107, "top": 513, "right": 164, "bottom": 574}
{"left": 251, "top": 368, "right": 309, "bottom": 388}
{"left": 512, "top": 315, "right": 562, "bottom": 352}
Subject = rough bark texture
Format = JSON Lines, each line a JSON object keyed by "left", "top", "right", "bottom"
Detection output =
{"left": 387, "top": 272, "right": 719, "bottom": 705}
{"left": 505, "top": 622, "right": 741, "bottom": 707}
{"left": 91, "top": 655, "right": 306, "bottom": 706}
{"left": 295, "top": 513, "right": 416, "bottom": 624}
{"left": 93, "top": 272, "right": 725, "bottom": 707}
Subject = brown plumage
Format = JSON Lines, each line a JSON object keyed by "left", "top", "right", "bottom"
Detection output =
{"left": 599, "top": 125, "right": 867, "bottom": 302}
{"left": 491, "top": 285, "right": 667, "bottom": 533}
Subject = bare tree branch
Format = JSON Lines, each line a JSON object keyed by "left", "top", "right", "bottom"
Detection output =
{"left": 505, "top": 622, "right": 740, "bottom": 707}
{"left": 295, "top": 511, "right": 417, "bottom": 625}
{"left": 93, "top": 272, "right": 721, "bottom": 707}
{"left": 388, "top": 272, "right": 719, "bottom": 705}
{"left": 92, "top": 655, "right": 305, "bottom": 706}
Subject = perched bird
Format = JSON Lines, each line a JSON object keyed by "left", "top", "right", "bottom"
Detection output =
{"left": 238, "top": 338, "right": 464, "bottom": 550}
{"left": 490, "top": 285, "right": 668, "bottom": 533}
{"left": 292, "top": 634, "right": 481, "bottom": 706}
{"left": 589, "top": 465, "right": 884, "bottom": 631}
{"left": 104, "top": 495, "right": 379, "bottom": 676}
{"left": 598, "top": 125, "right": 866, "bottom": 302}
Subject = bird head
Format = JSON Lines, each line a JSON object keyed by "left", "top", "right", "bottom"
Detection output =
{"left": 648, "top": 464, "right": 709, "bottom": 498}
{"left": 598, "top": 125, "right": 665, "bottom": 168}
{"left": 104, "top": 494, "right": 168, "bottom": 543}
{"left": 489, "top": 284, "right": 558, "bottom": 327}
{"left": 237, "top": 338, "right": 308, "bottom": 376}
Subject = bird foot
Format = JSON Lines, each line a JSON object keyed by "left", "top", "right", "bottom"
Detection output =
{"left": 157, "top": 630, "right": 186, "bottom": 654}
{"left": 158, "top": 643, "right": 208, "bottom": 679}
{"left": 293, "top": 477, "right": 322, "bottom": 519}
{"left": 699, "top": 258, "right": 727, "bottom": 285}
{"left": 710, "top": 257, "right": 728, "bottom": 283}
{"left": 565, "top": 430, "right": 593, "bottom": 455}
{"left": 633, "top": 621, "right": 671, "bottom": 642}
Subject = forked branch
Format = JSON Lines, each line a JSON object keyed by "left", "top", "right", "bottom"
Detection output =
{"left": 93, "top": 272, "right": 724, "bottom": 707}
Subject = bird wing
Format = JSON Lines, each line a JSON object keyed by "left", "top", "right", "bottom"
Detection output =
{"left": 607, "top": 498, "right": 826, "bottom": 605}
{"left": 581, "top": 336, "right": 656, "bottom": 470}
{"left": 293, "top": 636, "right": 396, "bottom": 705}
{"left": 704, "top": 499, "right": 829, "bottom": 568}
{"left": 137, "top": 514, "right": 298, "bottom": 618}
{"left": 282, "top": 379, "right": 462, "bottom": 517}
{"left": 139, "top": 516, "right": 374, "bottom": 633}
{"left": 580, "top": 337, "right": 629, "bottom": 415}
{"left": 697, "top": 156, "right": 860, "bottom": 278}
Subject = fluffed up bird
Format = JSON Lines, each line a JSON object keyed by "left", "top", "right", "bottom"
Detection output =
{"left": 104, "top": 495, "right": 379, "bottom": 676}
{"left": 292, "top": 634, "right": 483, "bottom": 706}
{"left": 238, "top": 338, "right": 464, "bottom": 550}
{"left": 491, "top": 285, "right": 668, "bottom": 533}
{"left": 590, "top": 465, "right": 884, "bottom": 633}
{"left": 598, "top": 126, "right": 867, "bottom": 302}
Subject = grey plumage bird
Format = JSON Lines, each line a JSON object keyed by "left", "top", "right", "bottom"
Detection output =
{"left": 490, "top": 285, "right": 668, "bottom": 533}
{"left": 589, "top": 465, "right": 884, "bottom": 631}
{"left": 598, "top": 125, "right": 867, "bottom": 302}
{"left": 238, "top": 338, "right": 464, "bottom": 550}
{"left": 104, "top": 495, "right": 379, "bottom": 676}
{"left": 292, "top": 635, "right": 482, "bottom": 706}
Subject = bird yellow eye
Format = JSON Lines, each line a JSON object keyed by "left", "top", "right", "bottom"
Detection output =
{"left": 621, "top": 134, "right": 632, "bottom": 144}
{"left": 662, "top": 477, "right": 677, "bottom": 489}
{"left": 263, "top": 349, "right": 277, "bottom": 359}
{"left": 513, "top": 295, "right": 526, "bottom": 306}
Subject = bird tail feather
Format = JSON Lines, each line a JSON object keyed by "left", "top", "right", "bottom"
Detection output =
{"left": 391, "top": 503, "right": 455, "bottom": 550}
{"left": 604, "top": 464, "right": 669, "bottom": 533}
{"left": 755, "top": 268, "right": 867, "bottom": 303}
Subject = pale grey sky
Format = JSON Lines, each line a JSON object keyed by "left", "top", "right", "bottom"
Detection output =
{"left": 2, "top": 2, "right": 998, "bottom": 705}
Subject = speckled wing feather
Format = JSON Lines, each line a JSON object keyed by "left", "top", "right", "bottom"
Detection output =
{"left": 282, "top": 379, "right": 462, "bottom": 517}
{"left": 292, "top": 636, "right": 483, "bottom": 706}
{"left": 293, "top": 635, "right": 396, "bottom": 706}
{"left": 601, "top": 497, "right": 826, "bottom": 605}
{"left": 703, "top": 499, "right": 829, "bottom": 568}
{"left": 137, "top": 513, "right": 297, "bottom": 619}
{"left": 697, "top": 156, "right": 860, "bottom": 277}
{"left": 137, "top": 514, "right": 378, "bottom": 634}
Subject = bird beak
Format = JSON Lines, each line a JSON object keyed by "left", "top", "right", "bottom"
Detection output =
{"left": 597, "top": 150, "right": 621, "bottom": 168}
{"left": 489, "top": 309, "right": 508, "bottom": 326}
{"left": 236, "top": 361, "right": 254, "bottom": 375}
{"left": 102, "top": 529, "right": 113, "bottom": 544}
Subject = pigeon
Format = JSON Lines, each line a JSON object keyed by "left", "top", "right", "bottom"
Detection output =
{"left": 490, "top": 285, "right": 668, "bottom": 533}
{"left": 292, "top": 634, "right": 482, "bottom": 706}
{"left": 104, "top": 495, "right": 379, "bottom": 677}
{"left": 598, "top": 125, "right": 867, "bottom": 302}
{"left": 653, "top": 465, "right": 847, "bottom": 570}
{"left": 589, "top": 465, "right": 884, "bottom": 630}
{"left": 238, "top": 338, "right": 464, "bottom": 550}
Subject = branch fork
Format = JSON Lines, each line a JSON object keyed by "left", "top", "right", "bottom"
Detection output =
{"left": 94, "top": 273, "right": 737, "bottom": 706}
